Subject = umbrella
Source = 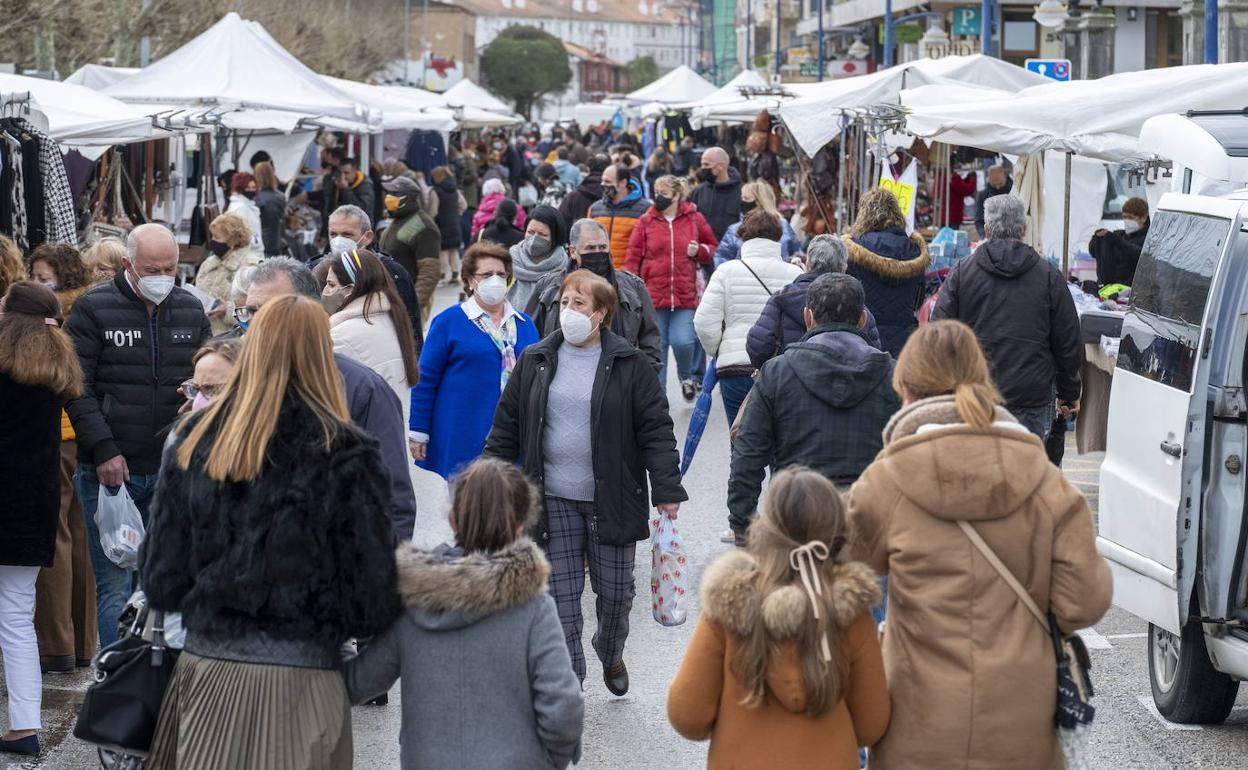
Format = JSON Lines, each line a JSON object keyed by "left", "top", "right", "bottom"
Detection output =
{"left": 680, "top": 363, "right": 719, "bottom": 477}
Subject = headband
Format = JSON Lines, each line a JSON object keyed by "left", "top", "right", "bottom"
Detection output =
{"left": 340, "top": 249, "right": 363, "bottom": 284}
{"left": 789, "top": 540, "right": 833, "bottom": 663}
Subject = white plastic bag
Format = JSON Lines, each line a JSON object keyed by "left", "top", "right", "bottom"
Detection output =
{"left": 96, "top": 484, "right": 144, "bottom": 570}
{"left": 650, "top": 515, "right": 689, "bottom": 627}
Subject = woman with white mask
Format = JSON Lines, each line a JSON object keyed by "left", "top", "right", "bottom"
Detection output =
{"left": 484, "top": 270, "right": 686, "bottom": 697}
{"left": 408, "top": 242, "right": 539, "bottom": 480}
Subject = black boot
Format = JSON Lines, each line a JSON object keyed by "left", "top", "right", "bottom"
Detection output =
{"left": 604, "top": 661, "right": 629, "bottom": 696}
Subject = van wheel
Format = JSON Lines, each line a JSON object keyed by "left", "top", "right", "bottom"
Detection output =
{"left": 1149, "top": 621, "right": 1239, "bottom": 724}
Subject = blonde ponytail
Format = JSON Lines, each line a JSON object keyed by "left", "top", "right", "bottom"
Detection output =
{"left": 954, "top": 382, "right": 997, "bottom": 429}
{"left": 894, "top": 321, "right": 1002, "bottom": 422}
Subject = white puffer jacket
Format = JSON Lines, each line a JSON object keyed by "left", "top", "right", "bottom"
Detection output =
{"left": 694, "top": 238, "right": 801, "bottom": 370}
{"left": 330, "top": 294, "right": 413, "bottom": 423}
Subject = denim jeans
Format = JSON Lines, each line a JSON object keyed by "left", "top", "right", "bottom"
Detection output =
{"left": 1009, "top": 403, "right": 1055, "bottom": 441}
{"left": 75, "top": 464, "right": 159, "bottom": 648}
{"left": 654, "top": 309, "right": 699, "bottom": 389}
{"left": 719, "top": 375, "right": 754, "bottom": 426}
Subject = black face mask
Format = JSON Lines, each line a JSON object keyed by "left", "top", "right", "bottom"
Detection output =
{"left": 241, "top": 190, "right": 257, "bottom": 200}
{"left": 207, "top": 240, "right": 230, "bottom": 257}
{"left": 696, "top": 167, "right": 716, "bottom": 184}
{"left": 739, "top": 201, "right": 757, "bottom": 215}
{"left": 601, "top": 185, "right": 616, "bottom": 201}
{"left": 578, "top": 250, "right": 613, "bottom": 276}
{"left": 653, "top": 194, "right": 673, "bottom": 212}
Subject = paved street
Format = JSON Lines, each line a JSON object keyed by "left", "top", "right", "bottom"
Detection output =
{"left": 5, "top": 286, "right": 1248, "bottom": 769}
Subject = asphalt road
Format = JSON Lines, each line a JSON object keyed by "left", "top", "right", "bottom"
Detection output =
{"left": 8, "top": 285, "right": 1248, "bottom": 769}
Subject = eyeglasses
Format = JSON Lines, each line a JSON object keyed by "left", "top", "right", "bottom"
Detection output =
{"left": 474, "top": 270, "right": 508, "bottom": 280}
{"left": 233, "top": 305, "right": 259, "bottom": 324}
{"left": 180, "top": 380, "right": 223, "bottom": 400}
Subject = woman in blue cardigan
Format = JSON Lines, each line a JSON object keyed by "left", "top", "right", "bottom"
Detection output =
{"left": 409, "top": 242, "right": 539, "bottom": 479}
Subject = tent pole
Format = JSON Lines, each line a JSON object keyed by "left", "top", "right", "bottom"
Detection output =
{"left": 360, "top": 134, "right": 372, "bottom": 177}
{"left": 1062, "top": 151, "right": 1072, "bottom": 276}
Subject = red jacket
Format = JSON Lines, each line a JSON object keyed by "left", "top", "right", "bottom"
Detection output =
{"left": 625, "top": 202, "right": 717, "bottom": 310}
{"left": 940, "top": 172, "right": 978, "bottom": 227}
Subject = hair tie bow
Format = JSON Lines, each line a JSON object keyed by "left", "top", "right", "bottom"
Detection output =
{"left": 789, "top": 540, "right": 833, "bottom": 663}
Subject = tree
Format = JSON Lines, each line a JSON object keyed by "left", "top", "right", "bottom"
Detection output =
{"left": 626, "top": 56, "right": 659, "bottom": 90}
{"left": 480, "top": 25, "right": 571, "bottom": 119}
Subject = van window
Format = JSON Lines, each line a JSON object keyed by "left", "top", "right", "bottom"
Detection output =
{"left": 1117, "top": 211, "right": 1231, "bottom": 391}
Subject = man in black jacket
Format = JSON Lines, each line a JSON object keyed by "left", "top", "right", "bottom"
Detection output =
{"left": 689, "top": 146, "right": 742, "bottom": 241}
{"left": 66, "top": 223, "right": 211, "bottom": 647}
{"left": 559, "top": 153, "right": 609, "bottom": 225}
{"left": 974, "top": 165, "right": 1013, "bottom": 238}
{"left": 728, "top": 273, "right": 900, "bottom": 544}
{"left": 932, "top": 194, "right": 1082, "bottom": 441}
{"left": 241, "top": 258, "right": 417, "bottom": 544}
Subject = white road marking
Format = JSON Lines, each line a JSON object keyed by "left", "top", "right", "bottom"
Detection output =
{"left": 1078, "top": 627, "right": 1113, "bottom": 650}
{"left": 1136, "top": 696, "right": 1204, "bottom": 730}
{"left": 1105, "top": 632, "right": 1148, "bottom": 640}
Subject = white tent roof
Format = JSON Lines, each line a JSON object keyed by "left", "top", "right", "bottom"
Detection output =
{"left": 63, "top": 64, "right": 139, "bottom": 90}
{"left": 0, "top": 73, "right": 165, "bottom": 147}
{"left": 901, "top": 62, "right": 1248, "bottom": 163}
{"left": 105, "top": 13, "right": 367, "bottom": 130}
{"left": 677, "top": 69, "right": 768, "bottom": 112}
{"left": 779, "top": 55, "right": 1049, "bottom": 155}
{"left": 321, "top": 77, "right": 458, "bottom": 132}
{"left": 626, "top": 65, "right": 717, "bottom": 105}
{"left": 443, "top": 79, "right": 513, "bottom": 114}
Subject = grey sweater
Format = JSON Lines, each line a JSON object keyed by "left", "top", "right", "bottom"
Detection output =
{"left": 542, "top": 341, "right": 602, "bottom": 501}
{"left": 346, "top": 541, "right": 583, "bottom": 770}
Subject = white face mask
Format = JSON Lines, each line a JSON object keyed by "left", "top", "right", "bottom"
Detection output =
{"left": 475, "top": 274, "right": 508, "bottom": 306}
{"left": 329, "top": 235, "right": 359, "bottom": 254}
{"left": 1122, "top": 218, "right": 1141, "bottom": 235}
{"left": 135, "top": 273, "right": 175, "bottom": 305}
{"left": 560, "top": 307, "right": 599, "bottom": 345}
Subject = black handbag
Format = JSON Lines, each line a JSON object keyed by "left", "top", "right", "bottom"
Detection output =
{"left": 73, "top": 610, "right": 179, "bottom": 757}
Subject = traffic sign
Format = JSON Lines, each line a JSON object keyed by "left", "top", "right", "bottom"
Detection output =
{"left": 952, "top": 7, "right": 982, "bottom": 36}
{"left": 1025, "top": 58, "right": 1071, "bottom": 81}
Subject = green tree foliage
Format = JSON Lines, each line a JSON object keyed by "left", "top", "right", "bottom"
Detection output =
{"left": 480, "top": 25, "right": 571, "bottom": 119}
{"left": 625, "top": 56, "right": 659, "bottom": 90}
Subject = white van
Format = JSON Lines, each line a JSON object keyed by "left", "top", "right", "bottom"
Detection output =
{"left": 1098, "top": 182, "right": 1248, "bottom": 723}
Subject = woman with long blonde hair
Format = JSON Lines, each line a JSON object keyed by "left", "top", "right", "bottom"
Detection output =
{"left": 845, "top": 320, "right": 1110, "bottom": 769}
{"left": 140, "top": 295, "right": 401, "bottom": 770}
{"left": 668, "top": 466, "right": 889, "bottom": 769}
{"left": 842, "top": 187, "right": 930, "bottom": 356}
{"left": 713, "top": 180, "right": 802, "bottom": 265}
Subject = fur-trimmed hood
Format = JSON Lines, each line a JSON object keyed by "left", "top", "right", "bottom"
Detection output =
{"left": 699, "top": 549, "right": 880, "bottom": 713}
{"left": 843, "top": 230, "right": 931, "bottom": 281}
{"left": 396, "top": 538, "right": 551, "bottom": 631}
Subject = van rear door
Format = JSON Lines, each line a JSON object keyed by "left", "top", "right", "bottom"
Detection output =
{"left": 1098, "top": 194, "right": 1244, "bottom": 634}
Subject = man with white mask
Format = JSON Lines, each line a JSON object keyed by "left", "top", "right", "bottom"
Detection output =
{"left": 65, "top": 223, "right": 211, "bottom": 648}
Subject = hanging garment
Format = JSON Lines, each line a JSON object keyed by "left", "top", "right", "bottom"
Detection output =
{"left": 0, "top": 129, "right": 28, "bottom": 252}
{"left": 19, "top": 118, "right": 79, "bottom": 247}
{"left": 17, "top": 127, "right": 47, "bottom": 247}
{"left": 0, "top": 132, "right": 18, "bottom": 249}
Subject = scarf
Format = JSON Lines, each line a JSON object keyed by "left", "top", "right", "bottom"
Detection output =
{"left": 473, "top": 312, "right": 518, "bottom": 390}
{"left": 511, "top": 243, "right": 567, "bottom": 285}
{"left": 882, "top": 394, "right": 1019, "bottom": 446}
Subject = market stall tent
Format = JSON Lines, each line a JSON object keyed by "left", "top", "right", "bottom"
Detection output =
{"left": 63, "top": 64, "right": 139, "bottom": 90}
{"left": 779, "top": 55, "right": 1049, "bottom": 156}
{"left": 443, "top": 79, "right": 513, "bottom": 115}
{"left": 677, "top": 69, "right": 768, "bottom": 111}
{"left": 626, "top": 65, "right": 716, "bottom": 105}
{"left": 0, "top": 72, "right": 166, "bottom": 148}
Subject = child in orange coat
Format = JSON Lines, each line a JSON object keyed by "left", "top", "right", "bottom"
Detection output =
{"left": 667, "top": 466, "right": 889, "bottom": 770}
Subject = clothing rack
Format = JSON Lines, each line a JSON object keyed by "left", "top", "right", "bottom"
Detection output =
{"left": 0, "top": 92, "right": 32, "bottom": 118}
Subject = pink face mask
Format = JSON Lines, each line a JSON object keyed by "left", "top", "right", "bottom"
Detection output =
{"left": 191, "top": 391, "right": 212, "bottom": 412}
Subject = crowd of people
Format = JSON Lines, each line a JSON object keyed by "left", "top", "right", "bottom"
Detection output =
{"left": 0, "top": 119, "right": 1116, "bottom": 770}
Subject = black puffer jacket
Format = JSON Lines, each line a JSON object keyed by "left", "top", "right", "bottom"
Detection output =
{"left": 139, "top": 397, "right": 402, "bottom": 668}
{"left": 932, "top": 239, "right": 1082, "bottom": 408}
{"left": 845, "top": 228, "right": 930, "bottom": 357}
{"left": 525, "top": 262, "right": 662, "bottom": 373}
{"left": 432, "top": 176, "right": 462, "bottom": 250}
{"left": 728, "top": 324, "right": 900, "bottom": 533}
{"left": 483, "top": 330, "right": 686, "bottom": 546}
{"left": 0, "top": 373, "right": 62, "bottom": 567}
{"left": 689, "top": 166, "right": 743, "bottom": 240}
{"left": 558, "top": 171, "right": 603, "bottom": 225}
{"left": 65, "top": 275, "right": 211, "bottom": 473}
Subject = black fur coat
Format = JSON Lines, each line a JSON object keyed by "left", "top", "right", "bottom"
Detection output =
{"left": 138, "top": 397, "right": 401, "bottom": 649}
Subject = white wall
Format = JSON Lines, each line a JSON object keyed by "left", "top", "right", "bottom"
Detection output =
{"left": 1113, "top": 6, "right": 1148, "bottom": 73}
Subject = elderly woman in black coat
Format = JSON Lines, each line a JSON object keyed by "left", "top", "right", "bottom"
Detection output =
{"left": 0, "top": 283, "right": 83, "bottom": 757}
{"left": 484, "top": 270, "right": 686, "bottom": 698}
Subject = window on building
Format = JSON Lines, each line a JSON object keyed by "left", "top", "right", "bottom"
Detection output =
{"left": 1146, "top": 10, "right": 1184, "bottom": 68}
{"left": 1001, "top": 13, "right": 1039, "bottom": 65}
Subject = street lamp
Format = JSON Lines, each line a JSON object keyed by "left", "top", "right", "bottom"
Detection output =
{"left": 920, "top": 17, "right": 950, "bottom": 47}
{"left": 1032, "top": 0, "right": 1070, "bottom": 28}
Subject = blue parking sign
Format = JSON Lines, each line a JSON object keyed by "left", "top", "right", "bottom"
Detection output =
{"left": 1025, "top": 58, "right": 1072, "bottom": 81}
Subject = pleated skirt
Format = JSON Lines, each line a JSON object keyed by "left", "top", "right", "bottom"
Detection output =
{"left": 146, "top": 652, "right": 352, "bottom": 770}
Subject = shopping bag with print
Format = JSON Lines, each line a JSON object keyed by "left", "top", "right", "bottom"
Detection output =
{"left": 96, "top": 484, "right": 145, "bottom": 570}
{"left": 650, "top": 515, "right": 689, "bottom": 627}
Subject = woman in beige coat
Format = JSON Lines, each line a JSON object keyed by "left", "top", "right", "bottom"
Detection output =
{"left": 847, "top": 320, "right": 1112, "bottom": 770}
{"left": 319, "top": 250, "right": 420, "bottom": 423}
{"left": 196, "top": 213, "right": 260, "bottom": 335}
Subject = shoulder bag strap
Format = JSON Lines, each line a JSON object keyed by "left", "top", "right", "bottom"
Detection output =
{"left": 738, "top": 258, "right": 775, "bottom": 297}
{"left": 957, "top": 521, "right": 1048, "bottom": 630}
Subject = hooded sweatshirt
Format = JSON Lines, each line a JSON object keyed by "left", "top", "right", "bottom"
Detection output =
{"left": 727, "top": 323, "right": 901, "bottom": 528}
{"left": 931, "top": 238, "right": 1082, "bottom": 408}
{"left": 345, "top": 540, "right": 584, "bottom": 770}
{"left": 667, "top": 549, "right": 889, "bottom": 770}
{"left": 508, "top": 239, "right": 567, "bottom": 311}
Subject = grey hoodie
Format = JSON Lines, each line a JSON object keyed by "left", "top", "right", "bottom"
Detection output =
{"left": 346, "top": 540, "right": 584, "bottom": 770}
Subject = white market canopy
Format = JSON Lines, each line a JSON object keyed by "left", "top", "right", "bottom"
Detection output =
{"left": 779, "top": 55, "right": 1050, "bottom": 155}
{"left": 679, "top": 70, "right": 773, "bottom": 127}
{"left": 0, "top": 72, "right": 167, "bottom": 147}
{"left": 626, "top": 65, "right": 717, "bottom": 105}
{"left": 105, "top": 12, "right": 370, "bottom": 132}
{"left": 321, "top": 76, "right": 458, "bottom": 132}
{"left": 442, "top": 79, "right": 513, "bottom": 114}
{"left": 901, "top": 61, "right": 1248, "bottom": 163}
{"left": 63, "top": 64, "right": 139, "bottom": 90}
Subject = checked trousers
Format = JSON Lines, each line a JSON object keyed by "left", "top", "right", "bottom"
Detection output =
{"left": 542, "top": 496, "right": 637, "bottom": 682}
